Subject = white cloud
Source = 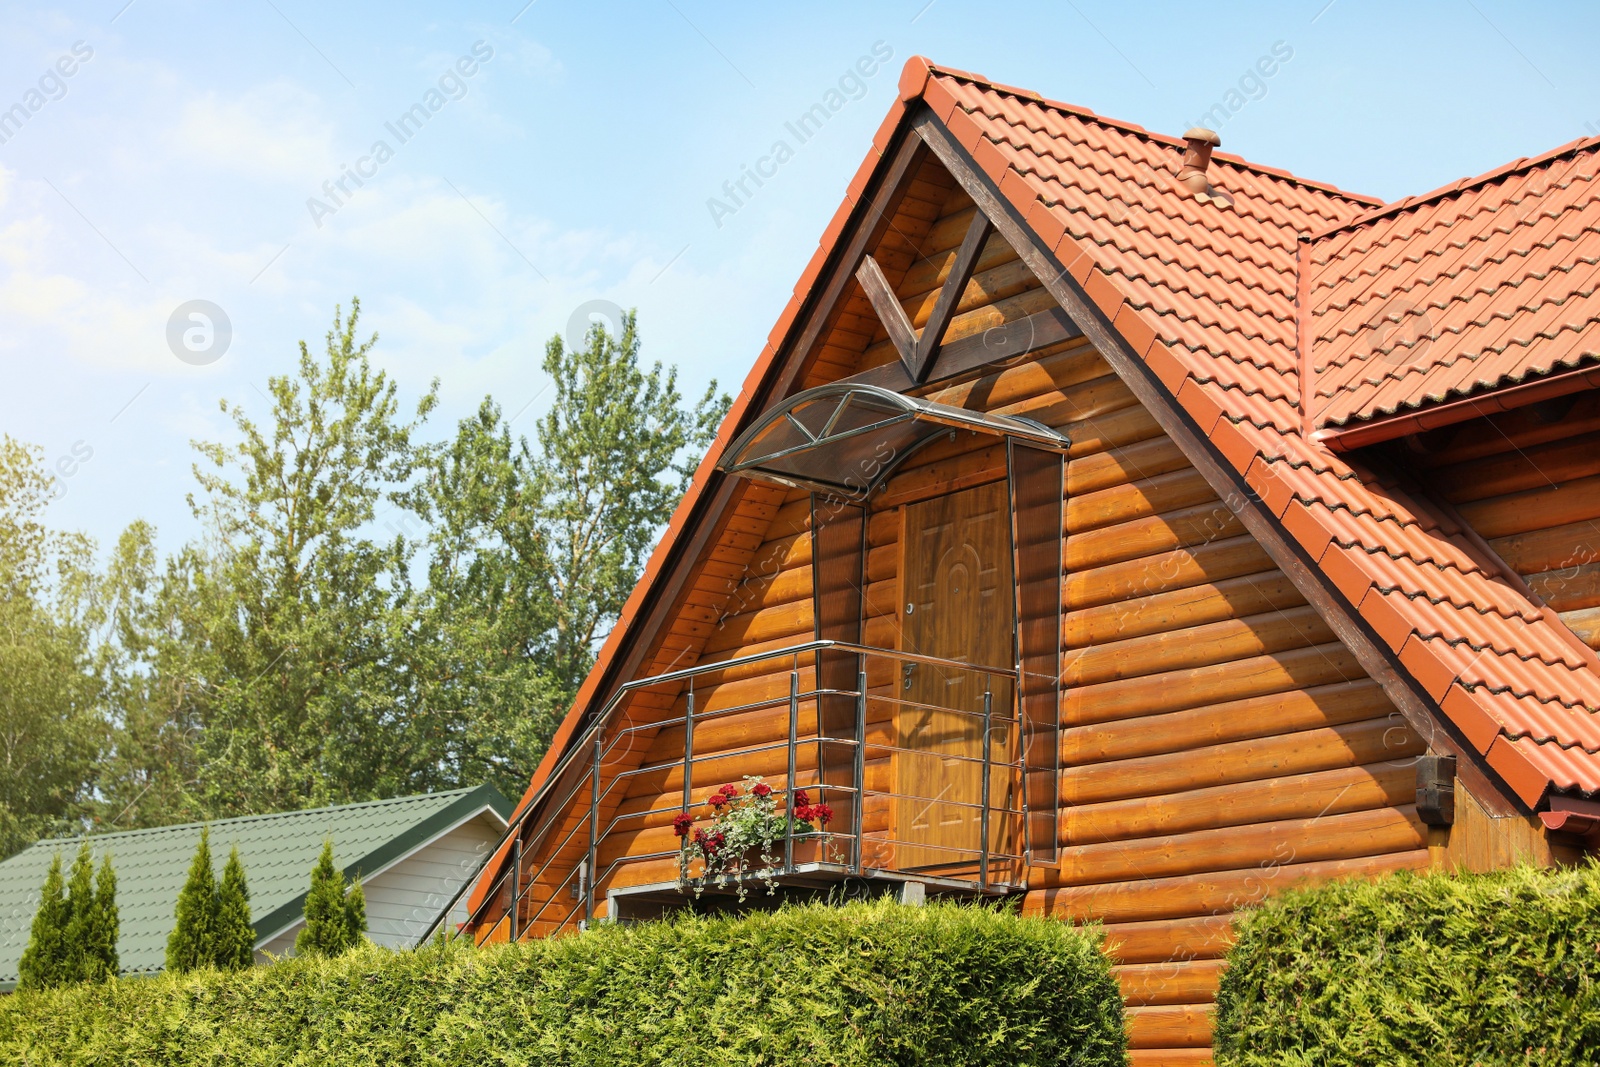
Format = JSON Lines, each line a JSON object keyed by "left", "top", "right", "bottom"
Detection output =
{"left": 165, "top": 82, "right": 337, "bottom": 184}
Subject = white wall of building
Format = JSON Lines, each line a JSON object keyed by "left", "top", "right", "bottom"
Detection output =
{"left": 257, "top": 811, "right": 503, "bottom": 958}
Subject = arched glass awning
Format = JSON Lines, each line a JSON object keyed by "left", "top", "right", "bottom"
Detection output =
{"left": 718, "top": 383, "right": 1070, "bottom": 495}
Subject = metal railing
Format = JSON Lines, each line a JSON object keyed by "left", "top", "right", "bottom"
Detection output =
{"left": 463, "top": 640, "right": 1029, "bottom": 941}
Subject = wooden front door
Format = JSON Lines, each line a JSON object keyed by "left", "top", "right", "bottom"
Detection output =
{"left": 894, "top": 479, "right": 1015, "bottom": 870}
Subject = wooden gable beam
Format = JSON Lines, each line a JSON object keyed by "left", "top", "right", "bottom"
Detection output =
{"left": 911, "top": 210, "right": 992, "bottom": 382}
{"left": 854, "top": 185, "right": 996, "bottom": 385}
{"left": 854, "top": 253, "right": 919, "bottom": 368}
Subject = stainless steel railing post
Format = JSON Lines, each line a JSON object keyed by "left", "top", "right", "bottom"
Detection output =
{"left": 682, "top": 684, "right": 695, "bottom": 816}
{"left": 785, "top": 668, "right": 799, "bottom": 872}
{"left": 979, "top": 683, "right": 993, "bottom": 891}
{"left": 853, "top": 655, "right": 867, "bottom": 875}
{"left": 585, "top": 732, "right": 602, "bottom": 925}
{"left": 509, "top": 835, "right": 521, "bottom": 941}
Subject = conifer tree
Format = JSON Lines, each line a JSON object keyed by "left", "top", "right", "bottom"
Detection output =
{"left": 294, "top": 840, "right": 365, "bottom": 957}
{"left": 166, "top": 827, "right": 218, "bottom": 973}
{"left": 83, "top": 854, "right": 120, "bottom": 982}
{"left": 17, "top": 852, "right": 69, "bottom": 990}
{"left": 214, "top": 845, "right": 255, "bottom": 970}
{"left": 61, "top": 842, "right": 95, "bottom": 984}
{"left": 343, "top": 876, "right": 367, "bottom": 951}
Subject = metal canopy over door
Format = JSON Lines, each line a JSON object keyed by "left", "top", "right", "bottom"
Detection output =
{"left": 895, "top": 480, "right": 1016, "bottom": 872}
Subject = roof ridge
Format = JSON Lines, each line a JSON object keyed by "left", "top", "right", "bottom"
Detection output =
{"left": 27, "top": 788, "right": 485, "bottom": 848}
{"left": 1305, "top": 133, "right": 1600, "bottom": 245}
{"left": 910, "top": 58, "right": 1386, "bottom": 208}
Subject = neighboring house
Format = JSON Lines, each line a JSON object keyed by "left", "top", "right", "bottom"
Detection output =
{"left": 464, "top": 57, "right": 1600, "bottom": 1062}
{"left": 0, "top": 786, "right": 510, "bottom": 989}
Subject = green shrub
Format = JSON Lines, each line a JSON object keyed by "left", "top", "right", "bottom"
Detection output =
{"left": 1215, "top": 863, "right": 1600, "bottom": 1067}
{"left": 0, "top": 899, "right": 1126, "bottom": 1066}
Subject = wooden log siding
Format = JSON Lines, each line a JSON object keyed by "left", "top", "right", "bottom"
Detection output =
{"left": 496, "top": 173, "right": 1445, "bottom": 1062}
{"left": 1411, "top": 391, "right": 1600, "bottom": 650}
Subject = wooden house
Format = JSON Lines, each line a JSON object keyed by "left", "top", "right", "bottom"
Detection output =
{"left": 460, "top": 59, "right": 1600, "bottom": 1064}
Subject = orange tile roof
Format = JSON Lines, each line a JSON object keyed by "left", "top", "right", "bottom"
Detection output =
{"left": 1306, "top": 137, "right": 1600, "bottom": 430}
{"left": 906, "top": 58, "right": 1600, "bottom": 803}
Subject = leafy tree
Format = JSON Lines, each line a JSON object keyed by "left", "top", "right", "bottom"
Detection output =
{"left": 295, "top": 840, "right": 365, "bottom": 957}
{"left": 17, "top": 852, "right": 69, "bottom": 990}
{"left": 406, "top": 313, "right": 728, "bottom": 797}
{"left": 214, "top": 845, "right": 255, "bottom": 970}
{"left": 532, "top": 311, "right": 727, "bottom": 691}
{"left": 166, "top": 827, "right": 217, "bottom": 973}
{"left": 88, "top": 523, "right": 208, "bottom": 833}
{"left": 0, "top": 437, "right": 104, "bottom": 857}
{"left": 184, "top": 299, "right": 438, "bottom": 816}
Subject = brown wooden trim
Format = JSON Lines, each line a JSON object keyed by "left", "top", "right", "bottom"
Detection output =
{"left": 913, "top": 211, "right": 993, "bottom": 382}
{"left": 1320, "top": 362, "right": 1600, "bottom": 452}
{"left": 855, "top": 253, "right": 919, "bottom": 367}
{"left": 910, "top": 107, "right": 1530, "bottom": 818}
{"left": 840, "top": 306, "right": 1083, "bottom": 391}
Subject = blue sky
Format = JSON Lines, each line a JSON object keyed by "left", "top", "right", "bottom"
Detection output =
{"left": 3, "top": 0, "right": 1598, "bottom": 555}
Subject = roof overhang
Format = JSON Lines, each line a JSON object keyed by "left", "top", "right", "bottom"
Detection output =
{"left": 716, "top": 382, "right": 1070, "bottom": 495}
{"left": 1315, "top": 362, "right": 1600, "bottom": 452}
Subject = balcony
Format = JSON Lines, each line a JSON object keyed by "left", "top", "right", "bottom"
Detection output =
{"left": 477, "top": 640, "right": 1059, "bottom": 938}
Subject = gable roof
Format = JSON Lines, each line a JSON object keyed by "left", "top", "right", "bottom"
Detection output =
{"left": 478, "top": 60, "right": 1600, "bottom": 915}
{"left": 0, "top": 785, "right": 510, "bottom": 989}
{"left": 901, "top": 59, "right": 1600, "bottom": 805}
{"left": 1307, "top": 137, "right": 1600, "bottom": 430}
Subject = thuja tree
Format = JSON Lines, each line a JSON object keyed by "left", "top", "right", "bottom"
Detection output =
{"left": 16, "top": 853, "right": 69, "bottom": 990}
{"left": 167, "top": 828, "right": 217, "bottom": 972}
{"left": 295, "top": 840, "right": 366, "bottom": 958}
{"left": 214, "top": 846, "right": 254, "bottom": 970}
{"left": 17, "top": 842, "right": 118, "bottom": 989}
{"left": 167, "top": 828, "right": 255, "bottom": 973}
{"left": 64, "top": 844, "right": 118, "bottom": 982}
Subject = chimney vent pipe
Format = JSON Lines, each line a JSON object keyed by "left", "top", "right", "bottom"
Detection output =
{"left": 1178, "top": 127, "right": 1221, "bottom": 194}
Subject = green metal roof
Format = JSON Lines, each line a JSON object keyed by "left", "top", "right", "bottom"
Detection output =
{"left": 0, "top": 785, "right": 511, "bottom": 989}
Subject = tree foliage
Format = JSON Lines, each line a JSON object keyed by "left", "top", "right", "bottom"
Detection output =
{"left": 214, "top": 846, "right": 255, "bottom": 971}
{"left": 0, "top": 438, "right": 104, "bottom": 858}
{"left": 16, "top": 853, "right": 69, "bottom": 991}
{"left": 294, "top": 840, "right": 365, "bottom": 958}
{"left": 166, "top": 828, "right": 217, "bottom": 974}
{"left": 17, "top": 843, "right": 118, "bottom": 989}
{"left": 165, "top": 829, "right": 255, "bottom": 974}
{"left": 0, "top": 301, "right": 725, "bottom": 848}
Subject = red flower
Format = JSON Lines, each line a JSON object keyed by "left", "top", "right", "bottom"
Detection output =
{"left": 672, "top": 813, "right": 694, "bottom": 838}
{"left": 708, "top": 792, "right": 727, "bottom": 809}
{"left": 793, "top": 790, "right": 811, "bottom": 808}
{"left": 812, "top": 803, "right": 834, "bottom": 826}
{"left": 720, "top": 783, "right": 739, "bottom": 798}
{"left": 794, "top": 804, "right": 814, "bottom": 822}
{"left": 752, "top": 782, "right": 772, "bottom": 798}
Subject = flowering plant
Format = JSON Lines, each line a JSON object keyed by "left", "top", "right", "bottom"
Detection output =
{"left": 674, "top": 776, "right": 834, "bottom": 900}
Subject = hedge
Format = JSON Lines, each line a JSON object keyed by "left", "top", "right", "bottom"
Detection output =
{"left": 0, "top": 898, "right": 1126, "bottom": 1066}
{"left": 1215, "top": 863, "right": 1600, "bottom": 1067}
